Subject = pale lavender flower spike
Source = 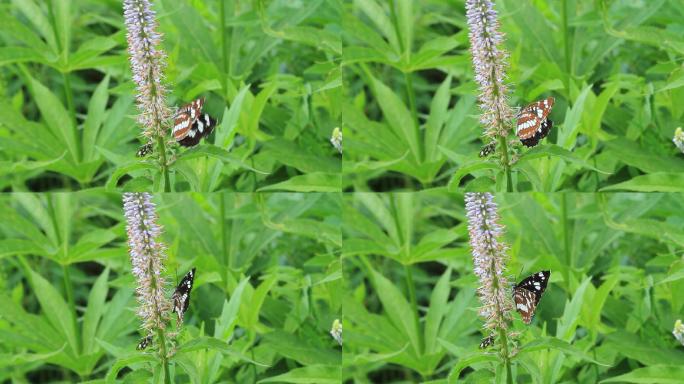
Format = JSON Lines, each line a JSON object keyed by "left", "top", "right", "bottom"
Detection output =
{"left": 123, "top": 193, "right": 172, "bottom": 333}
{"left": 465, "top": 0, "right": 515, "bottom": 138}
{"left": 124, "top": 0, "right": 172, "bottom": 139}
{"left": 465, "top": 192, "right": 513, "bottom": 331}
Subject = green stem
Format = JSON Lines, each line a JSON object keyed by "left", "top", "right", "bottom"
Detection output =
{"left": 404, "top": 72, "right": 423, "bottom": 162}
{"left": 62, "top": 265, "right": 80, "bottom": 354}
{"left": 497, "top": 135, "right": 513, "bottom": 192}
{"left": 561, "top": 193, "right": 572, "bottom": 284}
{"left": 155, "top": 135, "right": 171, "bottom": 192}
{"left": 561, "top": 0, "right": 572, "bottom": 85}
{"left": 490, "top": 258, "right": 513, "bottom": 384}
{"left": 62, "top": 73, "right": 79, "bottom": 156}
{"left": 404, "top": 265, "right": 424, "bottom": 355}
{"left": 148, "top": 258, "right": 171, "bottom": 384}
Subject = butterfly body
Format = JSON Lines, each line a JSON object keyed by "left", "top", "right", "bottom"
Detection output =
{"left": 172, "top": 267, "right": 196, "bottom": 325}
{"left": 173, "top": 98, "right": 216, "bottom": 147}
{"left": 513, "top": 270, "right": 550, "bottom": 324}
{"left": 516, "top": 97, "right": 554, "bottom": 147}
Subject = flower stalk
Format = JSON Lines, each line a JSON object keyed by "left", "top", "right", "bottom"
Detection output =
{"left": 123, "top": 192, "right": 172, "bottom": 383}
{"left": 465, "top": 192, "right": 514, "bottom": 383}
{"left": 466, "top": 0, "right": 516, "bottom": 190}
{"left": 124, "top": 0, "right": 173, "bottom": 191}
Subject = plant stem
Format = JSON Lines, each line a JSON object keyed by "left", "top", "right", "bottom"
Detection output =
{"left": 62, "top": 73, "right": 79, "bottom": 158}
{"left": 155, "top": 135, "right": 171, "bottom": 192}
{"left": 62, "top": 264, "right": 80, "bottom": 353}
{"left": 148, "top": 257, "right": 171, "bottom": 384}
{"left": 404, "top": 72, "right": 423, "bottom": 162}
{"left": 561, "top": 193, "right": 572, "bottom": 284}
{"left": 497, "top": 135, "right": 513, "bottom": 192}
{"left": 490, "top": 258, "right": 513, "bottom": 384}
{"left": 404, "top": 265, "right": 424, "bottom": 354}
{"left": 561, "top": 0, "right": 572, "bottom": 86}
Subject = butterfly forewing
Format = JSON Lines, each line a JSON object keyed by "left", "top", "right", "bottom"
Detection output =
{"left": 172, "top": 267, "right": 196, "bottom": 325}
{"left": 176, "top": 113, "right": 216, "bottom": 147}
{"left": 513, "top": 270, "right": 550, "bottom": 324}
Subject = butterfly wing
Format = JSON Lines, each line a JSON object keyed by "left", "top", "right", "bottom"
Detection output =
{"left": 177, "top": 113, "right": 216, "bottom": 147}
{"left": 172, "top": 267, "right": 196, "bottom": 324}
{"left": 513, "top": 287, "right": 539, "bottom": 324}
{"left": 513, "top": 270, "right": 550, "bottom": 323}
{"left": 479, "top": 335, "right": 495, "bottom": 349}
{"left": 136, "top": 335, "right": 153, "bottom": 350}
{"left": 516, "top": 97, "right": 554, "bottom": 146}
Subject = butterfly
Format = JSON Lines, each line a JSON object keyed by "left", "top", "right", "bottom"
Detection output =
{"left": 513, "top": 270, "right": 550, "bottom": 324}
{"left": 173, "top": 98, "right": 216, "bottom": 147}
{"left": 479, "top": 335, "right": 495, "bottom": 349}
{"left": 479, "top": 142, "right": 496, "bottom": 158}
{"left": 516, "top": 97, "right": 554, "bottom": 148}
{"left": 136, "top": 335, "right": 153, "bottom": 350}
{"left": 136, "top": 142, "right": 153, "bottom": 157}
{"left": 172, "top": 267, "right": 196, "bottom": 325}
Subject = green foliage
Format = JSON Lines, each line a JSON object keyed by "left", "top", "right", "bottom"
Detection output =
{"left": 0, "top": 0, "right": 341, "bottom": 191}
{"left": 342, "top": 192, "right": 684, "bottom": 382}
{"left": 0, "top": 193, "right": 341, "bottom": 382}
{"left": 342, "top": 0, "right": 684, "bottom": 192}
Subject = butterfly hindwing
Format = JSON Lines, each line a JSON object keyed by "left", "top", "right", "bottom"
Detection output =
{"left": 172, "top": 267, "right": 196, "bottom": 325}
{"left": 172, "top": 98, "right": 215, "bottom": 147}
{"left": 516, "top": 97, "right": 554, "bottom": 147}
{"left": 513, "top": 270, "right": 550, "bottom": 324}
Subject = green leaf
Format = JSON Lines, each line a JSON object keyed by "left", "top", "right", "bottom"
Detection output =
{"left": 28, "top": 75, "right": 78, "bottom": 162}
{"left": 214, "top": 277, "right": 250, "bottom": 340}
{"left": 176, "top": 337, "right": 269, "bottom": 367}
{"left": 257, "top": 172, "right": 341, "bottom": 192}
{"left": 425, "top": 76, "right": 452, "bottom": 162}
{"left": 82, "top": 75, "right": 110, "bottom": 161}
{"left": 261, "top": 331, "right": 338, "bottom": 366}
{"left": 446, "top": 162, "right": 500, "bottom": 192}
{"left": 517, "top": 144, "right": 610, "bottom": 174}
{"left": 599, "top": 173, "right": 684, "bottom": 192}
{"left": 82, "top": 269, "right": 109, "bottom": 355}
{"left": 257, "top": 365, "right": 340, "bottom": 384}
{"left": 600, "top": 366, "right": 684, "bottom": 383}
{"left": 371, "top": 269, "right": 419, "bottom": 353}
{"left": 29, "top": 269, "right": 78, "bottom": 355}
{"left": 105, "top": 354, "right": 157, "bottom": 384}
{"left": 370, "top": 76, "right": 420, "bottom": 161}
{"left": 516, "top": 337, "right": 609, "bottom": 366}
{"left": 424, "top": 268, "right": 451, "bottom": 354}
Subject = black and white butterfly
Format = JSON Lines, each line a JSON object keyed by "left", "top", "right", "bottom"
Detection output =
{"left": 136, "top": 142, "right": 153, "bottom": 157}
{"left": 479, "top": 335, "right": 495, "bottom": 349}
{"left": 136, "top": 335, "right": 153, "bottom": 350}
{"left": 479, "top": 142, "right": 496, "bottom": 158}
{"left": 512, "top": 270, "right": 550, "bottom": 324}
{"left": 173, "top": 98, "right": 216, "bottom": 147}
{"left": 172, "top": 267, "right": 196, "bottom": 325}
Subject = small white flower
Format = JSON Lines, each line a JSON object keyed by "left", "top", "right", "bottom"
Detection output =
{"left": 330, "top": 127, "right": 342, "bottom": 154}
{"left": 673, "top": 127, "right": 684, "bottom": 154}
{"left": 673, "top": 319, "right": 684, "bottom": 345}
{"left": 330, "top": 318, "right": 342, "bottom": 346}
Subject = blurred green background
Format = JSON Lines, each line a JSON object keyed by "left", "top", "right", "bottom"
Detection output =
{"left": 0, "top": 0, "right": 342, "bottom": 192}
{"left": 342, "top": 0, "right": 684, "bottom": 192}
{"left": 342, "top": 192, "right": 684, "bottom": 382}
{"left": 0, "top": 192, "right": 342, "bottom": 382}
